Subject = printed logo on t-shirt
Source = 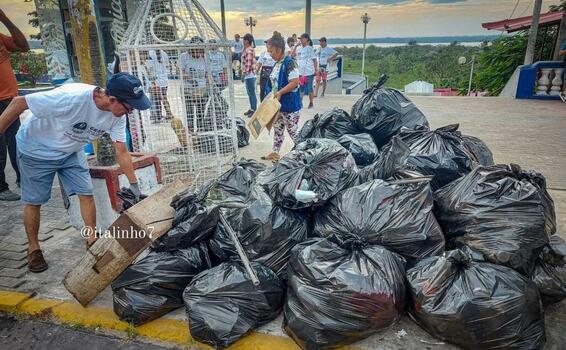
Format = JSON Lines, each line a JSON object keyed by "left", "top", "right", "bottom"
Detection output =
{"left": 72, "top": 122, "right": 88, "bottom": 134}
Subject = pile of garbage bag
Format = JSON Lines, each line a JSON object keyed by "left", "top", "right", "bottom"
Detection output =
{"left": 284, "top": 238, "right": 406, "bottom": 349}
{"left": 314, "top": 178, "right": 445, "bottom": 262}
{"left": 531, "top": 235, "right": 566, "bottom": 305}
{"left": 350, "top": 74, "right": 429, "bottom": 147}
{"left": 406, "top": 247, "right": 546, "bottom": 350}
{"left": 396, "top": 124, "right": 474, "bottom": 190}
{"left": 257, "top": 138, "right": 358, "bottom": 209}
{"left": 356, "top": 136, "right": 411, "bottom": 184}
{"left": 154, "top": 160, "right": 266, "bottom": 251}
{"left": 112, "top": 243, "right": 211, "bottom": 325}
{"left": 116, "top": 187, "right": 148, "bottom": 212}
{"left": 183, "top": 261, "right": 285, "bottom": 349}
{"left": 434, "top": 164, "right": 555, "bottom": 275}
{"left": 209, "top": 186, "right": 310, "bottom": 278}
{"left": 297, "top": 108, "right": 360, "bottom": 142}
{"left": 336, "top": 133, "right": 379, "bottom": 167}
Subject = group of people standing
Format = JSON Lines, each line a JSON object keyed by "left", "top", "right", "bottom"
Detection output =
{"left": 231, "top": 31, "right": 338, "bottom": 162}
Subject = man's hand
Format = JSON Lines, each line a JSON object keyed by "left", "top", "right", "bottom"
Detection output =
{"left": 129, "top": 182, "right": 142, "bottom": 200}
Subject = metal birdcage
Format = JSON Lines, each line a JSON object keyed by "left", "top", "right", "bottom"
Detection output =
{"left": 119, "top": 0, "right": 237, "bottom": 185}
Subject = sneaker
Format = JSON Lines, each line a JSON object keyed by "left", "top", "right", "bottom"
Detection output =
{"left": 244, "top": 109, "right": 255, "bottom": 117}
{"left": 28, "top": 249, "right": 48, "bottom": 273}
{"left": 0, "top": 189, "right": 20, "bottom": 201}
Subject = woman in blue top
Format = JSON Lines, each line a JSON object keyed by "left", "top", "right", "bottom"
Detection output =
{"left": 261, "top": 32, "right": 302, "bottom": 162}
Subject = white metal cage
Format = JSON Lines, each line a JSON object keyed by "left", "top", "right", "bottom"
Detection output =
{"left": 119, "top": 0, "right": 238, "bottom": 185}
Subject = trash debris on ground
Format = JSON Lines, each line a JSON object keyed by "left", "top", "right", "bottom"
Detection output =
{"left": 111, "top": 243, "right": 211, "bottom": 325}
{"left": 462, "top": 134, "right": 494, "bottom": 166}
{"left": 209, "top": 186, "right": 310, "bottom": 278}
{"left": 314, "top": 178, "right": 445, "bottom": 262}
{"left": 396, "top": 124, "right": 474, "bottom": 190}
{"left": 350, "top": 74, "right": 429, "bottom": 147}
{"left": 257, "top": 138, "right": 358, "bottom": 209}
{"left": 434, "top": 164, "right": 555, "bottom": 275}
{"left": 531, "top": 235, "right": 566, "bottom": 305}
{"left": 284, "top": 238, "right": 406, "bottom": 349}
{"left": 235, "top": 117, "right": 250, "bottom": 147}
{"left": 395, "top": 329, "right": 408, "bottom": 339}
{"left": 116, "top": 187, "right": 148, "bottom": 212}
{"left": 183, "top": 261, "right": 285, "bottom": 349}
{"left": 336, "top": 133, "right": 379, "bottom": 167}
{"left": 297, "top": 108, "right": 360, "bottom": 143}
{"left": 406, "top": 247, "right": 546, "bottom": 350}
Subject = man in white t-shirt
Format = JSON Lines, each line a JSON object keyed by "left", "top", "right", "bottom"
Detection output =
{"left": 293, "top": 33, "right": 317, "bottom": 108}
{"left": 315, "top": 37, "right": 338, "bottom": 97}
{"left": 208, "top": 39, "right": 228, "bottom": 90}
{"left": 231, "top": 34, "right": 244, "bottom": 79}
{"left": 0, "top": 73, "right": 151, "bottom": 273}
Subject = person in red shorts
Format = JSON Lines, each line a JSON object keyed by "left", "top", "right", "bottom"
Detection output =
{"left": 314, "top": 37, "right": 337, "bottom": 98}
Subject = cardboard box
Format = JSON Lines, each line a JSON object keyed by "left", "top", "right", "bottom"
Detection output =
{"left": 247, "top": 93, "right": 281, "bottom": 139}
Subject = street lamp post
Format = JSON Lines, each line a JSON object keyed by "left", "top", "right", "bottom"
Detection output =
{"left": 244, "top": 16, "right": 257, "bottom": 35}
{"left": 361, "top": 13, "right": 371, "bottom": 79}
{"left": 458, "top": 55, "right": 476, "bottom": 96}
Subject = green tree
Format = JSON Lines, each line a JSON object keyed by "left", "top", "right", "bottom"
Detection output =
{"left": 10, "top": 51, "right": 47, "bottom": 87}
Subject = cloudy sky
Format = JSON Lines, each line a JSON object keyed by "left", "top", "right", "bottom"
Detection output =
{"left": 1, "top": 0, "right": 562, "bottom": 39}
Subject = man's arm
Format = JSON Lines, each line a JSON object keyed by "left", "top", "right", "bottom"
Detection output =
{"left": 0, "top": 97, "right": 27, "bottom": 134}
{"left": 114, "top": 142, "right": 137, "bottom": 184}
{"left": 0, "top": 9, "right": 30, "bottom": 51}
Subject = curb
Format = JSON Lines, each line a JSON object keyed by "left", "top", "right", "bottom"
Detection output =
{"left": 0, "top": 290, "right": 362, "bottom": 350}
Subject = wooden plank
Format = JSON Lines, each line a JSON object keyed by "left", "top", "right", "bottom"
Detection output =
{"left": 63, "top": 178, "right": 190, "bottom": 306}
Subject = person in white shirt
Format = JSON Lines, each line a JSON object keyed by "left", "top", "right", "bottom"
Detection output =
{"left": 0, "top": 73, "right": 150, "bottom": 273}
{"left": 146, "top": 49, "right": 173, "bottom": 122}
{"left": 256, "top": 41, "right": 276, "bottom": 101}
{"left": 292, "top": 33, "right": 317, "bottom": 109}
{"left": 208, "top": 39, "right": 228, "bottom": 91}
{"left": 231, "top": 34, "right": 244, "bottom": 79}
{"left": 314, "top": 37, "right": 338, "bottom": 97}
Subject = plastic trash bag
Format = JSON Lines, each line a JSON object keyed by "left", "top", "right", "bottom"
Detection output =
{"left": 154, "top": 160, "right": 266, "bottom": 251}
{"left": 297, "top": 108, "right": 360, "bottom": 142}
{"left": 350, "top": 74, "right": 428, "bottom": 147}
{"left": 257, "top": 138, "right": 358, "bottom": 209}
{"left": 284, "top": 238, "right": 406, "bottom": 349}
{"left": 183, "top": 261, "right": 285, "bottom": 349}
{"left": 112, "top": 243, "right": 211, "bottom": 326}
{"left": 406, "top": 247, "right": 546, "bottom": 350}
{"left": 314, "top": 178, "right": 445, "bottom": 262}
{"left": 209, "top": 186, "right": 310, "bottom": 278}
{"left": 462, "top": 134, "right": 494, "bottom": 166}
{"left": 434, "top": 164, "right": 555, "bottom": 275}
{"left": 531, "top": 235, "right": 566, "bottom": 305}
{"left": 356, "top": 136, "right": 411, "bottom": 184}
{"left": 336, "top": 133, "right": 379, "bottom": 167}
{"left": 396, "top": 124, "right": 474, "bottom": 190}
{"left": 235, "top": 117, "right": 250, "bottom": 148}
{"left": 116, "top": 187, "right": 148, "bottom": 212}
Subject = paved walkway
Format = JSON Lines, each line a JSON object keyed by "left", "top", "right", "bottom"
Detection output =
{"left": 0, "top": 90, "right": 565, "bottom": 349}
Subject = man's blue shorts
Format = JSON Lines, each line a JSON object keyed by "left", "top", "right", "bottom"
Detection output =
{"left": 18, "top": 151, "right": 93, "bottom": 205}
{"left": 300, "top": 74, "right": 315, "bottom": 95}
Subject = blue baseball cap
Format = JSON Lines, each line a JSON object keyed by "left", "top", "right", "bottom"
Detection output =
{"left": 106, "top": 72, "right": 151, "bottom": 110}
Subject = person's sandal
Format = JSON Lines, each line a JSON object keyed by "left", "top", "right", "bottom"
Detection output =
{"left": 28, "top": 250, "right": 48, "bottom": 273}
{"left": 261, "top": 152, "right": 280, "bottom": 162}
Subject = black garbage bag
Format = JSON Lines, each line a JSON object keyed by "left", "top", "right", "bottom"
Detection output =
{"left": 396, "top": 124, "right": 474, "bottom": 190}
{"left": 111, "top": 243, "right": 211, "bottom": 326}
{"left": 116, "top": 187, "right": 148, "bottom": 212}
{"left": 314, "top": 178, "right": 445, "bottom": 262}
{"left": 284, "top": 238, "right": 406, "bottom": 350}
{"left": 356, "top": 136, "right": 411, "bottom": 184}
{"left": 336, "top": 133, "right": 379, "bottom": 167}
{"left": 152, "top": 181, "right": 221, "bottom": 251}
{"left": 434, "top": 164, "right": 555, "bottom": 275}
{"left": 183, "top": 261, "right": 285, "bottom": 349}
{"left": 234, "top": 117, "right": 250, "bottom": 148}
{"left": 531, "top": 235, "right": 566, "bottom": 305}
{"left": 462, "top": 135, "right": 494, "bottom": 166}
{"left": 350, "top": 74, "right": 428, "bottom": 147}
{"left": 209, "top": 186, "right": 310, "bottom": 278}
{"left": 257, "top": 138, "right": 358, "bottom": 209}
{"left": 297, "top": 108, "right": 360, "bottom": 142}
{"left": 406, "top": 247, "right": 546, "bottom": 350}
{"left": 154, "top": 161, "right": 266, "bottom": 251}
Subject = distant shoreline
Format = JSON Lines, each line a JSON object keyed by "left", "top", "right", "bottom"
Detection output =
{"left": 254, "top": 35, "right": 500, "bottom": 46}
